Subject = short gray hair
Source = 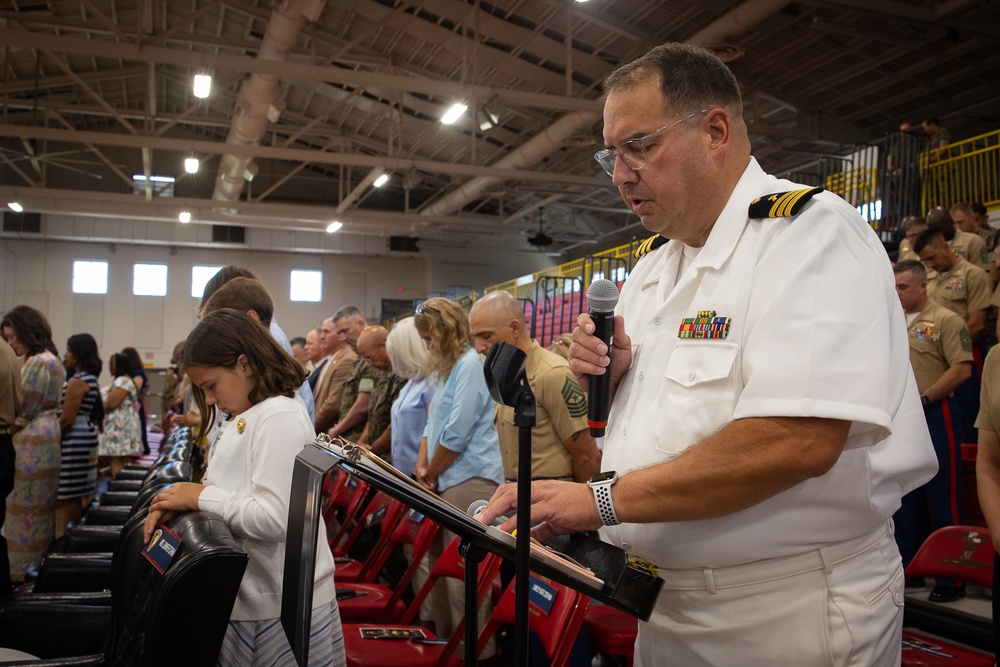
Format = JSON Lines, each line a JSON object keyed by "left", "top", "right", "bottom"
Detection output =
{"left": 602, "top": 43, "right": 743, "bottom": 119}
{"left": 386, "top": 317, "right": 430, "bottom": 381}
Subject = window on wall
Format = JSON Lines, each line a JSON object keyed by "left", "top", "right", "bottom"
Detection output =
{"left": 191, "top": 265, "right": 223, "bottom": 298}
{"left": 133, "top": 263, "right": 168, "bottom": 296}
{"left": 290, "top": 270, "right": 322, "bottom": 302}
{"left": 72, "top": 260, "right": 109, "bottom": 294}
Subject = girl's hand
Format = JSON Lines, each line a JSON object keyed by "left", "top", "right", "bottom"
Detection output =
{"left": 143, "top": 509, "right": 167, "bottom": 543}
{"left": 148, "top": 482, "right": 204, "bottom": 514}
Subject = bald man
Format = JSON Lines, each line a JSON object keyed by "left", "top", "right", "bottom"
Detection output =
{"left": 469, "top": 291, "right": 600, "bottom": 483}
{"left": 355, "top": 325, "right": 405, "bottom": 460}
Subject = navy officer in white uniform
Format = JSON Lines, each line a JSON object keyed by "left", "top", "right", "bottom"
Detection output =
{"left": 478, "top": 43, "right": 937, "bottom": 666}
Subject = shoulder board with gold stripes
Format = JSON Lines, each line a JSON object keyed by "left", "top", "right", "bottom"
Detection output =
{"left": 633, "top": 234, "right": 668, "bottom": 260}
{"left": 748, "top": 187, "right": 824, "bottom": 219}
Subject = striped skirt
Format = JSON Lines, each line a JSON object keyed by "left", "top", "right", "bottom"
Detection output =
{"left": 216, "top": 600, "right": 345, "bottom": 667}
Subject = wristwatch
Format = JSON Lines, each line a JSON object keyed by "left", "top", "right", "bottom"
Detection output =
{"left": 588, "top": 471, "right": 621, "bottom": 526}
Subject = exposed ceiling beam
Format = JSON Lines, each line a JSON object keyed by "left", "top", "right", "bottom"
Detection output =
{"left": 0, "top": 29, "right": 604, "bottom": 114}
{"left": 796, "top": 0, "right": 1000, "bottom": 40}
{"left": 0, "top": 185, "right": 518, "bottom": 234}
{"left": 0, "top": 124, "right": 607, "bottom": 187}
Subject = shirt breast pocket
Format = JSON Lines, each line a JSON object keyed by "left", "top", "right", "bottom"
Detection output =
{"left": 656, "top": 342, "right": 740, "bottom": 456}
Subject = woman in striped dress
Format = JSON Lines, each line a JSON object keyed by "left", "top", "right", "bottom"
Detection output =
{"left": 56, "top": 334, "right": 103, "bottom": 537}
{"left": 2, "top": 306, "right": 63, "bottom": 583}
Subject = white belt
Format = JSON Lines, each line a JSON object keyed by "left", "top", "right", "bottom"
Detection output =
{"left": 658, "top": 521, "right": 894, "bottom": 594}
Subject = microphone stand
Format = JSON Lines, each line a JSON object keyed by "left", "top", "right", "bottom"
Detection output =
{"left": 483, "top": 342, "right": 535, "bottom": 667}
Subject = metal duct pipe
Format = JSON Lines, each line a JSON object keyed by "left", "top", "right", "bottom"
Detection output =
{"left": 212, "top": 0, "right": 325, "bottom": 206}
{"left": 420, "top": 110, "right": 600, "bottom": 217}
{"left": 419, "top": 0, "right": 791, "bottom": 218}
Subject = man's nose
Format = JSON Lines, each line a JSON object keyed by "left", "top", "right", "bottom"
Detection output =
{"left": 612, "top": 156, "right": 639, "bottom": 187}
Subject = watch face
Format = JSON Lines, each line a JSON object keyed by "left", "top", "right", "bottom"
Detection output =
{"left": 590, "top": 470, "right": 616, "bottom": 484}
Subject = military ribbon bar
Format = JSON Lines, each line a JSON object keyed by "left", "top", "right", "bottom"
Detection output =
{"left": 678, "top": 310, "right": 731, "bottom": 340}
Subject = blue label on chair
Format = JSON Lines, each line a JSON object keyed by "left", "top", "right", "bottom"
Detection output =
{"left": 365, "top": 505, "right": 387, "bottom": 527}
{"left": 142, "top": 523, "right": 182, "bottom": 574}
{"left": 405, "top": 508, "right": 425, "bottom": 522}
{"left": 516, "top": 576, "right": 557, "bottom": 615}
{"left": 346, "top": 476, "right": 359, "bottom": 490}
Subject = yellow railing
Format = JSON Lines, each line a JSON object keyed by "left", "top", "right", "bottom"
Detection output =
{"left": 921, "top": 129, "right": 1000, "bottom": 213}
{"left": 825, "top": 167, "right": 877, "bottom": 208}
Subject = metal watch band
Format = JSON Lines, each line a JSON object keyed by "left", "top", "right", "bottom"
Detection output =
{"left": 592, "top": 482, "right": 621, "bottom": 526}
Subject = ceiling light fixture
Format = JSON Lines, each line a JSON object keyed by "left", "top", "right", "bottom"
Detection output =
{"left": 179, "top": 211, "right": 191, "bottom": 224}
{"left": 184, "top": 157, "right": 200, "bottom": 174}
{"left": 326, "top": 221, "right": 343, "bottom": 233}
{"left": 193, "top": 73, "right": 212, "bottom": 99}
{"left": 7, "top": 202, "right": 23, "bottom": 213}
{"left": 373, "top": 173, "right": 389, "bottom": 188}
{"left": 441, "top": 103, "right": 468, "bottom": 125}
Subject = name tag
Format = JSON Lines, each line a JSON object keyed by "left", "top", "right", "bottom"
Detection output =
{"left": 143, "top": 523, "right": 182, "bottom": 574}
{"left": 365, "top": 505, "right": 387, "bottom": 527}
{"left": 515, "top": 575, "right": 558, "bottom": 615}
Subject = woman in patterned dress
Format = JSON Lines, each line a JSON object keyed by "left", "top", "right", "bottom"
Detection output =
{"left": 121, "top": 347, "right": 149, "bottom": 456}
{"left": 56, "top": 333, "right": 102, "bottom": 537}
{"left": 2, "top": 306, "right": 63, "bottom": 583}
{"left": 99, "top": 352, "right": 143, "bottom": 480}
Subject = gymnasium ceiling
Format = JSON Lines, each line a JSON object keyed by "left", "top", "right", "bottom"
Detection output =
{"left": 1, "top": 0, "right": 998, "bottom": 265}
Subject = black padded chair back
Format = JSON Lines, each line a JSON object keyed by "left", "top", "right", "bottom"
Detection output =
{"left": 141, "top": 460, "right": 192, "bottom": 487}
{"left": 107, "top": 511, "right": 247, "bottom": 667}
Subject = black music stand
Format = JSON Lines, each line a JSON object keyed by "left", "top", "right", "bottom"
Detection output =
{"left": 280, "top": 438, "right": 662, "bottom": 667}
{"left": 483, "top": 341, "right": 535, "bottom": 667}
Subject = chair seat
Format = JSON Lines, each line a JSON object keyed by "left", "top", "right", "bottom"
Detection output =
{"left": 335, "top": 558, "right": 363, "bottom": 582}
{"left": 584, "top": 604, "right": 637, "bottom": 651}
{"left": 342, "top": 624, "right": 460, "bottom": 667}
{"left": 901, "top": 630, "right": 994, "bottom": 666}
{"left": 337, "top": 584, "right": 406, "bottom": 623}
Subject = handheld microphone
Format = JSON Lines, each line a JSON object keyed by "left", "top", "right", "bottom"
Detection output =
{"left": 586, "top": 279, "right": 620, "bottom": 437}
{"left": 467, "top": 499, "right": 512, "bottom": 527}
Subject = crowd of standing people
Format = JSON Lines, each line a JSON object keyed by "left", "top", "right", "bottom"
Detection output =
{"left": 0, "top": 307, "right": 147, "bottom": 587}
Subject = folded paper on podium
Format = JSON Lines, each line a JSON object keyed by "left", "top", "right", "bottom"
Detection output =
{"left": 282, "top": 435, "right": 662, "bottom": 665}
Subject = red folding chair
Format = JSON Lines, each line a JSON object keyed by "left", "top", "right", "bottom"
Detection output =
{"left": 342, "top": 535, "right": 502, "bottom": 667}
{"left": 902, "top": 525, "right": 995, "bottom": 667}
{"left": 476, "top": 575, "right": 590, "bottom": 667}
{"left": 325, "top": 472, "right": 371, "bottom": 553}
{"left": 338, "top": 510, "right": 440, "bottom": 622}
{"left": 584, "top": 604, "right": 637, "bottom": 667}
{"left": 335, "top": 493, "right": 406, "bottom": 583}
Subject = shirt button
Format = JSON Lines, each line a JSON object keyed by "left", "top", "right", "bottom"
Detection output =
{"left": 653, "top": 316, "right": 662, "bottom": 325}
{"left": 622, "top": 427, "right": 627, "bottom": 436}
{"left": 638, "top": 371, "right": 645, "bottom": 380}
{"left": 894, "top": 592, "right": 903, "bottom": 603}
{"left": 687, "top": 372, "right": 695, "bottom": 381}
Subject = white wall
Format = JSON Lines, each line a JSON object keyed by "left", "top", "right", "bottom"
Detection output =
{"left": 0, "top": 238, "right": 439, "bottom": 368}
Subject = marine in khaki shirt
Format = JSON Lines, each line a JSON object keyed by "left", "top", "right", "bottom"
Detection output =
{"left": 895, "top": 260, "right": 973, "bottom": 401}
{"left": 469, "top": 291, "right": 601, "bottom": 483}
{"left": 915, "top": 229, "right": 991, "bottom": 342}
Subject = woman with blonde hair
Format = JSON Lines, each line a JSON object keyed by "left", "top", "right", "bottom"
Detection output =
{"left": 413, "top": 297, "right": 502, "bottom": 653}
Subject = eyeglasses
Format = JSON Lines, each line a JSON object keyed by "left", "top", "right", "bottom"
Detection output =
{"left": 594, "top": 109, "right": 707, "bottom": 177}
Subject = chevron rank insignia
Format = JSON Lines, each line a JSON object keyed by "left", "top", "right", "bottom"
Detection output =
{"left": 748, "top": 187, "right": 824, "bottom": 219}
{"left": 678, "top": 310, "right": 731, "bottom": 339}
{"left": 633, "top": 234, "right": 668, "bottom": 259}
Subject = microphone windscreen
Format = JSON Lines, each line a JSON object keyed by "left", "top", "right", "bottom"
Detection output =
{"left": 587, "top": 279, "right": 620, "bottom": 313}
{"left": 467, "top": 499, "right": 489, "bottom": 517}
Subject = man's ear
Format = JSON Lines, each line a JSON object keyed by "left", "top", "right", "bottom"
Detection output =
{"left": 706, "top": 108, "right": 731, "bottom": 153}
{"left": 246, "top": 309, "right": 261, "bottom": 322}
